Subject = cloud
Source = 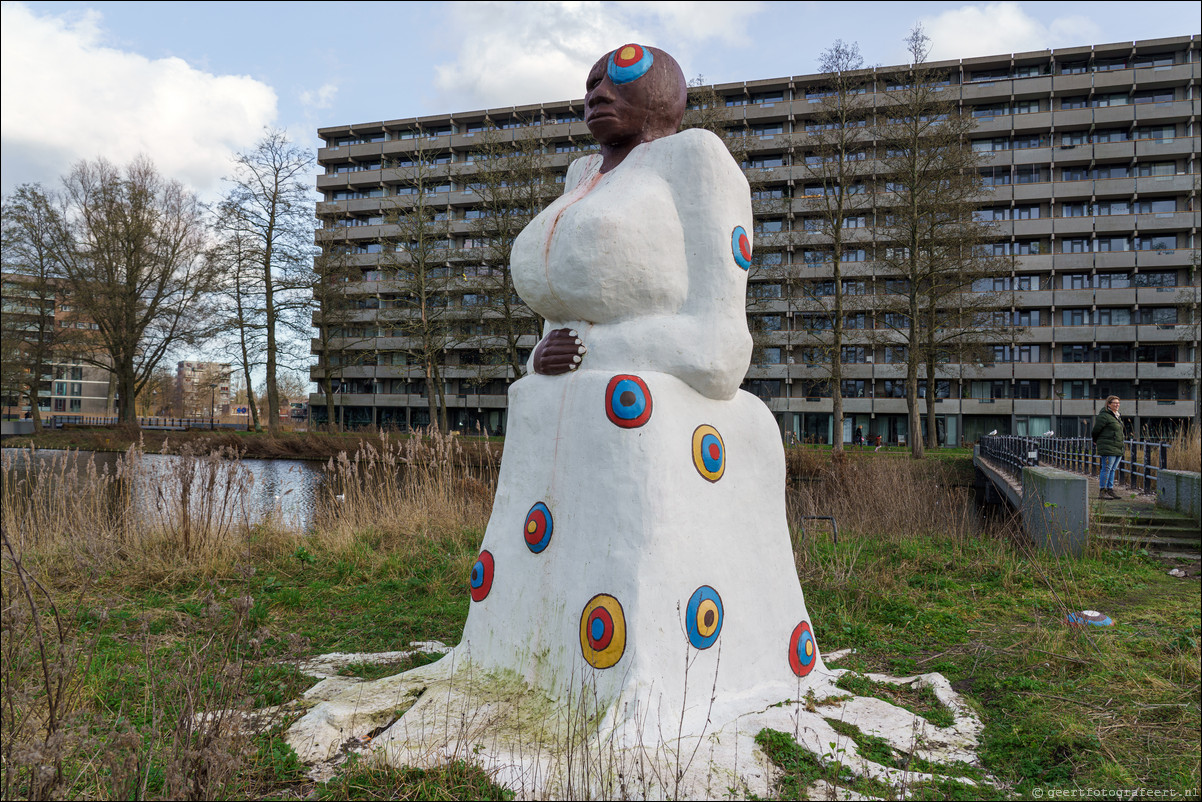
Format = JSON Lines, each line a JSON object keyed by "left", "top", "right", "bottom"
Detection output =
{"left": 920, "top": 3, "right": 1102, "bottom": 61}
{"left": 300, "top": 82, "right": 338, "bottom": 111}
{"left": 0, "top": 2, "right": 278, "bottom": 199}
{"left": 430, "top": 1, "right": 763, "bottom": 111}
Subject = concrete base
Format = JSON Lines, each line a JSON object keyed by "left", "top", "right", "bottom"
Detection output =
{"left": 1156, "top": 470, "right": 1201, "bottom": 523}
{"left": 283, "top": 646, "right": 990, "bottom": 800}
{"left": 1021, "top": 466, "right": 1091, "bottom": 557}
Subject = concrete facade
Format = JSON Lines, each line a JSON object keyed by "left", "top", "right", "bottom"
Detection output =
{"left": 312, "top": 36, "right": 1201, "bottom": 441}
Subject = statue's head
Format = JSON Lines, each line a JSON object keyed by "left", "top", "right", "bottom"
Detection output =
{"left": 584, "top": 44, "right": 686, "bottom": 150}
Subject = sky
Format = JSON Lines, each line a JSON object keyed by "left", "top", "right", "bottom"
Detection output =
{"left": 2, "top": 0, "right": 1199, "bottom": 203}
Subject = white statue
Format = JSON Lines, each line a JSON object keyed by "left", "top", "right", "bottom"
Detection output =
{"left": 458, "top": 42, "right": 823, "bottom": 729}
{"left": 285, "top": 45, "right": 985, "bottom": 799}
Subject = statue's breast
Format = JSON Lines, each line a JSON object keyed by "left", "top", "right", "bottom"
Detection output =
{"left": 512, "top": 159, "right": 688, "bottom": 325}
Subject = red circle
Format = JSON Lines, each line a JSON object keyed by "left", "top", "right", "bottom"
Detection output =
{"left": 469, "top": 551, "right": 494, "bottom": 603}
{"left": 738, "top": 235, "right": 752, "bottom": 261}
{"left": 788, "top": 621, "right": 817, "bottom": 677}
{"left": 525, "top": 511, "right": 546, "bottom": 545}
{"left": 614, "top": 44, "right": 643, "bottom": 68}
{"left": 588, "top": 608, "right": 614, "bottom": 651}
{"left": 709, "top": 444, "right": 721, "bottom": 460}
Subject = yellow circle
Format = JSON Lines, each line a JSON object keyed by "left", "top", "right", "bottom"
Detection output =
{"left": 579, "top": 594, "right": 627, "bottom": 669}
{"left": 691, "top": 424, "right": 725, "bottom": 482}
{"left": 696, "top": 599, "right": 720, "bottom": 638}
{"left": 527, "top": 520, "right": 537, "bottom": 534}
{"left": 805, "top": 640, "right": 814, "bottom": 657}
{"left": 619, "top": 45, "right": 637, "bottom": 61}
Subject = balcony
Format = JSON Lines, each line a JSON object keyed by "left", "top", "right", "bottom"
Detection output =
{"left": 1094, "top": 251, "right": 1137, "bottom": 270}
{"left": 1135, "top": 137, "right": 1197, "bottom": 159}
{"left": 1013, "top": 218, "right": 1052, "bottom": 237}
{"left": 1137, "top": 211, "right": 1196, "bottom": 233}
{"left": 1093, "top": 141, "right": 1135, "bottom": 161}
{"left": 1137, "top": 324, "right": 1191, "bottom": 343}
{"left": 1094, "top": 215, "right": 1137, "bottom": 234}
{"left": 1095, "top": 362, "right": 1138, "bottom": 380}
{"left": 961, "top": 398, "right": 1014, "bottom": 414}
{"left": 1054, "top": 364, "right": 1095, "bottom": 379}
{"left": 1053, "top": 327, "right": 1095, "bottom": 343}
{"left": 1137, "top": 363, "right": 1196, "bottom": 381}
{"left": 1052, "top": 216, "right": 1095, "bottom": 236}
{"left": 1134, "top": 101, "right": 1197, "bottom": 124}
{"left": 1136, "top": 173, "right": 1196, "bottom": 194}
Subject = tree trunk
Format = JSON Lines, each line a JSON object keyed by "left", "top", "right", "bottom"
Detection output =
{"left": 265, "top": 282, "right": 279, "bottom": 433}
{"left": 26, "top": 388, "right": 42, "bottom": 429}
{"left": 925, "top": 353, "right": 939, "bottom": 450}
{"left": 117, "top": 368, "right": 139, "bottom": 427}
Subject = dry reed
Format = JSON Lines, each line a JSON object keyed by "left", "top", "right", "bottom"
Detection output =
{"left": 1166, "top": 421, "right": 1201, "bottom": 473}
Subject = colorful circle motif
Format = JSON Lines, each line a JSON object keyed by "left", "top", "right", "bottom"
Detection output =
{"left": 789, "top": 621, "right": 818, "bottom": 677}
{"left": 731, "top": 226, "right": 752, "bottom": 271}
{"left": 607, "top": 44, "right": 654, "bottom": 85}
{"left": 685, "top": 585, "right": 724, "bottom": 650}
{"left": 469, "top": 550, "right": 494, "bottom": 603}
{"left": 691, "top": 424, "right": 725, "bottom": 482}
{"left": 580, "top": 593, "right": 627, "bottom": 669}
{"left": 606, "top": 374, "right": 653, "bottom": 428}
{"left": 524, "top": 501, "right": 553, "bottom": 554}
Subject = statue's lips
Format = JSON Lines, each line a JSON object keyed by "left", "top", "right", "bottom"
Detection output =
{"left": 586, "top": 110, "right": 617, "bottom": 123}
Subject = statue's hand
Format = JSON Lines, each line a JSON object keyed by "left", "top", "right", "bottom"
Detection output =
{"left": 533, "top": 328, "right": 586, "bottom": 375}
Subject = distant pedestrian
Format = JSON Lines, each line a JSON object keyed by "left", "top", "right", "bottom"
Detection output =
{"left": 853, "top": 426, "right": 863, "bottom": 448}
{"left": 1091, "top": 395, "right": 1124, "bottom": 499}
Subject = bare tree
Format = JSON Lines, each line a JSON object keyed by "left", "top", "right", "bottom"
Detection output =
{"left": 48, "top": 157, "right": 215, "bottom": 425}
{"left": 223, "top": 130, "right": 315, "bottom": 433}
{"left": 795, "top": 41, "right": 875, "bottom": 452}
{"left": 873, "top": 26, "right": 1010, "bottom": 457}
{"left": 309, "top": 228, "right": 372, "bottom": 431}
{"left": 465, "top": 118, "right": 552, "bottom": 380}
{"left": 210, "top": 201, "right": 267, "bottom": 430}
{"left": 1, "top": 184, "right": 63, "bottom": 427}
{"left": 376, "top": 134, "right": 457, "bottom": 432}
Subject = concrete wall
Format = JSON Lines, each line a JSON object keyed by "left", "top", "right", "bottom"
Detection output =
{"left": 0, "top": 420, "right": 35, "bottom": 437}
{"left": 1021, "top": 466, "right": 1091, "bottom": 557}
{"left": 1156, "top": 470, "right": 1201, "bottom": 522}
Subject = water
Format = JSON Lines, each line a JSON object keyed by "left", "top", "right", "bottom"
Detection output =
{"left": 2, "top": 448, "right": 326, "bottom": 531}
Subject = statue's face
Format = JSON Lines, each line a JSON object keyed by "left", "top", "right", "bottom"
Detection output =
{"left": 584, "top": 50, "right": 652, "bottom": 147}
{"left": 584, "top": 44, "right": 685, "bottom": 148}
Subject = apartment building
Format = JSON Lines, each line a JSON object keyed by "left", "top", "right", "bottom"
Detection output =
{"left": 312, "top": 35, "right": 1200, "bottom": 443}
{"left": 174, "top": 361, "right": 232, "bottom": 419}
{"left": 1, "top": 272, "right": 115, "bottom": 419}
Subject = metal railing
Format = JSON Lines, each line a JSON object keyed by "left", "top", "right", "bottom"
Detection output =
{"left": 979, "top": 435, "right": 1168, "bottom": 494}
{"left": 45, "top": 415, "right": 235, "bottom": 430}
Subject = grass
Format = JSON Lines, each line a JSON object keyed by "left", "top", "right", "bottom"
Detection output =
{"left": 2, "top": 440, "right": 1198, "bottom": 800}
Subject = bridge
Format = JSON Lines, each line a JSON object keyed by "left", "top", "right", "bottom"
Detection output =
{"left": 974, "top": 435, "right": 1200, "bottom": 558}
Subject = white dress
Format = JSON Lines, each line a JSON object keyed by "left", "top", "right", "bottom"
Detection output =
{"left": 456, "top": 128, "right": 825, "bottom": 732}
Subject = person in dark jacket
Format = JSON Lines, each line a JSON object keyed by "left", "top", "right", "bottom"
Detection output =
{"left": 1091, "top": 395, "right": 1125, "bottom": 499}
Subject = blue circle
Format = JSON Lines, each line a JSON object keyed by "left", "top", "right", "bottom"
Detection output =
{"left": 608, "top": 45, "right": 654, "bottom": 85}
{"left": 797, "top": 629, "right": 816, "bottom": 667}
{"left": 611, "top": 379, "right": 647, "bottom": 420}
{"left": 685, "top": 586, "right": 723, "bottom": 650}
{"left": 731, "top": 226, "right": 752, "bottom": 270}
{"left": 470, "top": 563, "right": 483, "bottom": 588}
{"left": 701, "top": 434, "right": 723, "bottom": 473}
{"left": 592, "top": 617, "right": 605, "bottom": 642}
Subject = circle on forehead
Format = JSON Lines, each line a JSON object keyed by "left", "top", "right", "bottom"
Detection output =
{"left": 469, "top": 550, "right": 494, "bottom": 602}
{"left": 607, "top": 43, "right": 654, "bottom": 85}
{"left": 606, "top": 374, "right": 652, "bottom": 428}
{"left": 731, "top": 226, "right": 752, "bottom": 270}
{"left": 580, "top": 594, "right": 626, "bottom": 668}
{"left": 523, "top": 501, "right": 553, "bottom": 553}
{"left": 685, "top": 585, "right": 723, "bottom": 650}
{"left": 692, "top": 425, "right": 725, "bottom": 482}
